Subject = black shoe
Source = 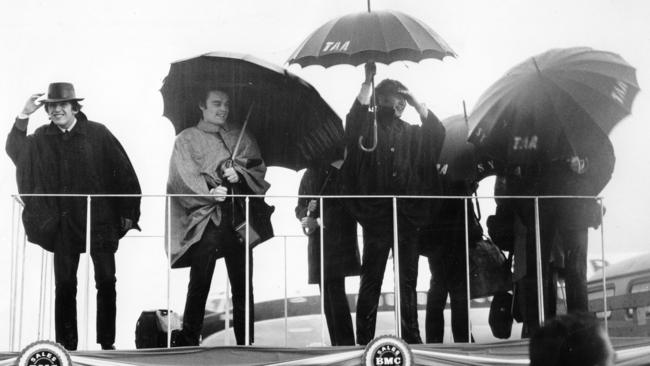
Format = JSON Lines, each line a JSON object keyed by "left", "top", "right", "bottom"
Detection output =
{"left": 101, "top": 343, "right": 115, "bottom": 350}
{"left": 171, "top": 329, "right": 198, "bottom": 347}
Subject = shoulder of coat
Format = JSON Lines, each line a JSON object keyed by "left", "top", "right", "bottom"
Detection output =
{"left": 32, "top": 124, "right": 51, "bottom": 136}
{"left": 176, "top": 126, "right": 205, "bottom": 140}
{"left": 84, "top": 119, "right": 110, "bottom": 132}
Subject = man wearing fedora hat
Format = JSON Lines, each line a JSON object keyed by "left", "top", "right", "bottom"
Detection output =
{"left": 6, "top": 82, "right": 142, "bottom": 351}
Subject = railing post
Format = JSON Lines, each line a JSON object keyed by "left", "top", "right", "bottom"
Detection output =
{"left": 599, "top": 197, "right": 608, "bottom": 334}
{"left": 245, "top": 196, "right": 251, "bottom": 346}
{"left": 38, "top": 250, "right": 47, "bottom": 339}
{"left": 84, "top": 195, "right": 92, "bottom": 350}
{"left": 48, "top": 254, "right": 54, "bottom": 339}
{"left": 18, "top": 230, "right": 27, "bottom": 349}
{"left": 319, "top": 197, "right": 326, "bottom": 345}
{"left": 464, "top": 197, "right": 472, "bottom": 342}
{"left": 534, "top": 197, "right": 545, "bottom": 325}
{"left": 283, "top": 236, "right": 288, "bottom": 346}
{"left": 166, "top": 195, "right": 172, "bottom": 348}
{"left": 225, "top": 271, "right": 231, "bottom": 345}
{"left": 10, "top": 198, "right": 17, "bottom": 350}
{"left": 392, "top": 197, "right": 402, "bottom": 338}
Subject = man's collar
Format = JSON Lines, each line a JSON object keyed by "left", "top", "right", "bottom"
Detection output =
{"left": 45, "top": 112, "right": 88, "bottom": 135}
{"left": 197, "top": 119, "right": 230, "bottom": 134}
{"left": 56, "top": 118, "right": 77, "bottom": 133}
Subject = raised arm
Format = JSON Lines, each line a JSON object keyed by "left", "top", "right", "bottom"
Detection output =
{"left": 6, "top": 93, "right": 44, "bottom": 164}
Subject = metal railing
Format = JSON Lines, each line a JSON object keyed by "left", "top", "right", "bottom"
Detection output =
{"left": 7, "top": 193, "right": 608, "bottom": 351}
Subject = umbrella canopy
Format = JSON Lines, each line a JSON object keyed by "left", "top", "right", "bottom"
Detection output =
{"left": 287, "top": 9, "right": 456, "bottom": 67}
{"left": 161, "top": 52, "right": 344, "bottom": 170}
{"left": 438, "top": 115, "right": 478, "bottom": 183}
{"left": 468, "top": 47, "right": 639, "bottom": 163}
{"left": 287, "top": 9, "right": 455, "bottom": 152}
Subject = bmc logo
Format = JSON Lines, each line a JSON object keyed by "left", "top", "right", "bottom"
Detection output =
{"left": 17, "top": 341, "right": 72, "bottom": 366}
{"left": 362, "top": 335, "right": 413, "bottom": 366}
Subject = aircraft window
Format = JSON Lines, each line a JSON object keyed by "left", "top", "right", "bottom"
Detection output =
{"left": 630, "top": 282, "right": 650, "bottom": 294}
{"left": 588, "top": 287, "right": 615, "bottom": 300}
{"left": 629, "top": 279, "right": 650, "bottom": 320}
{"left": 417, "top": 292, "right": 427, "bottom": 305}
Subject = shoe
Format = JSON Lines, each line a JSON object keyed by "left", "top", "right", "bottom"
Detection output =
{"left": 101, "top": 343, "right": 115, "bottom": 350}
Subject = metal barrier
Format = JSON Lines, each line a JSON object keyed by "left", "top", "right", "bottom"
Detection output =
{"left": 7, "top": 193, "right": 608, "bottom": 350}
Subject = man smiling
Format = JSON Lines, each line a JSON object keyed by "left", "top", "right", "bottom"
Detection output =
{"left": 166, "top": 88, "right": 270, "bottom": 346}
{"left": 6, "top": 82, "right": 142, "bottom": 351}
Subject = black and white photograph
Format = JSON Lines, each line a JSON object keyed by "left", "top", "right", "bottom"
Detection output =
{"left": 1, "top": 0, "right": 648, "bottom": 365}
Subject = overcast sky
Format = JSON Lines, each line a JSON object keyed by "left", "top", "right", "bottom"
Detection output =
{"left": 1, "top": 0, "right": 648, "bottom": 349}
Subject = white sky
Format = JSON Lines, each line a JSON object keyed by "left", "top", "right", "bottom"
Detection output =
{"left": 1, "top": 0, "right": 649, "bottom": 349}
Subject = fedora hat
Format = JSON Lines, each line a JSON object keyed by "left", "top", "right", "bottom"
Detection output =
{"left": 42, "top": 82, "right": 84, "bottom": 103}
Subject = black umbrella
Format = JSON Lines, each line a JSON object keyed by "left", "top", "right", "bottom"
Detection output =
{"left": 287, "top": 6, "right": 455, "bottom": 151}
{"left": 438, "top": 115, "right": 477, "bottom": 183}
{"left": 161, "top": 52, "right": 344, "bottom": 170}
{"left": 468, "top": 47, "right": 639, "bottom": 165}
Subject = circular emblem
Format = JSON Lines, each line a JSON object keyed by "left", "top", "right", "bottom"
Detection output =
{"left": 17, "top": 341, "right": 72, "bottom": 366}
{"left": 362, "top": 335, "right": 413, "bottom": 366}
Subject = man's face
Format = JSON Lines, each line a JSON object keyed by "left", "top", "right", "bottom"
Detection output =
{"left": 378, "top": 92, "right": 406, "bottom": 118}
{"left": 200, "top": 90, "right": 230, "bottom": 126}
{"left": 46, "top": 101, "right": 77, "bottom": 129}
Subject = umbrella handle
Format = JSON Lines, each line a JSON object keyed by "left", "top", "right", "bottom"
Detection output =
{"left": 302, "top": 210, "right": 316, "bottom": 236}
{"left": 358, "top": 122, "right": 378, "bottom": 152}
{"left": 359, "top": 77, "right": 378, "bottom": 152}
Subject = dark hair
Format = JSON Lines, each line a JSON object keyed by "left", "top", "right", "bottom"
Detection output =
{"left": 197, "top": 88, "right": 229, "bottom": 108}
{"left": 529, "top": 313, "right": 611, "bottom": 366}
{"left": 44, "top": 100, "right": 82, "bottom": 112}
{"left": 374, "top": 79, "right": 407, "bottom": 99}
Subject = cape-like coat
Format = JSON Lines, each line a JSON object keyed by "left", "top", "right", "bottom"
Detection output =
{"left": 166, "top": 120, "right": 270, "bottom": 268}
{"left": 6, "top": 112, "right": 141, "bottom": 253}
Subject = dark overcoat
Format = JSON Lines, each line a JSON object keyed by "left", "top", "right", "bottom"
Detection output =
{"left": 295, "top": 166, "right": 360, "bottom": 284}
{"left": 6, "top": 112, "right": 141, "bottom": 253}
{"left": 340, "top": 100, "right": 445, "bottom": 229}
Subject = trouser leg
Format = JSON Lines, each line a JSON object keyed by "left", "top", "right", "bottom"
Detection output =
{"left": 92, "top": 250, "right": 116, "bottom": 347}
{"left": 517, "top": 200, "right": 556, "bottom": 337}
{"left": 397, "top": 229, "right": 422, "bottom": 344}
{"left": 181, "top": 225, "right": 219, "bottom": 345}
{"left": 322, "top": 277, "right": 355, "bottom": 346}
{"left": 449, "top": 270, "right": 470, "bottom": 343}
{"left": 425, "top": 254, "right": 447, "bottom": 343}
{"left": 562, "top": 228, "right": 589, "bottom": 313}
{"left": 54, "top": 252, "right": 81, "bottom": 351}
{"left": 356, "top": 228, "right": 390, "bottom": 345}
{"left": 224, "top": 239, "right": 254, "bottom": 345}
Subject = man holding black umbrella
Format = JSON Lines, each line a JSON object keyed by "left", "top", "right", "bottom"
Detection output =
{"left": 166, "top": 87, "right": 270, "bottom": 346}
{"left": 341, "top": 62, "right": 445, "bottom": 345}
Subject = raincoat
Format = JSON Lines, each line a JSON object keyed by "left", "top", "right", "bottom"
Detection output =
{"left": 295, "top": 166, "right": 360, "bottom": 284}
{"left": 166, "top": 120, "right": 270, "bottom": 268}
{"left": 341, "top": 99, "right": 445, "bottom": 228}
{"left": 6, "top": 112, "right": 141, "bottom": 253}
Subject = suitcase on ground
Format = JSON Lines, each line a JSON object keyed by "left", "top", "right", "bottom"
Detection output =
{"left": 135, "top": 309, "right": 182, "bottom": 348}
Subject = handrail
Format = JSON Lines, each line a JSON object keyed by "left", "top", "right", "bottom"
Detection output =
{"left": 7, "top": 192, "right": 610, "bottom": 350}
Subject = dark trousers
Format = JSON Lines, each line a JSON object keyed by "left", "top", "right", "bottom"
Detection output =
{"left": 320, "top": 278, "right": 355, "bottom": 346}
{"left": 515, "top": 200, "right": 556, "bottom": 337}
{"left": 425, "top": 245, "right": 470, "bottom": 343}
{"left": 356, "top": 221, "right": 422, "bottom": 345}
{"left": 54, "top": 250, "right": 116, "bottom": 350}
{"left": 555, "top": 228, "right": 589, "bottom": 313}
{"left": 180, "top": 222, "right": 254, "bottom": 346}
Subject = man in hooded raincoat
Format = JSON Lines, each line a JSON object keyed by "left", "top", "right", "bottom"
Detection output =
{"left": 166, "top": 88, "right": 270, "bottom": 346}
